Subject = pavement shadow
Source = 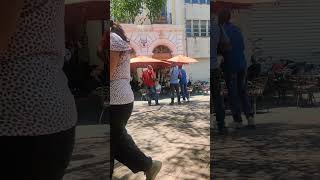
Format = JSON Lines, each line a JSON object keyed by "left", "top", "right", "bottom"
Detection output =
{"left": 115, "top": 99, "right": 210, "bottom": 179}
{"left": 64, "top": 134, "right": 110, "bottom": 180}
{"left": 211, "top": 123, "right": 320, "bottom": 179}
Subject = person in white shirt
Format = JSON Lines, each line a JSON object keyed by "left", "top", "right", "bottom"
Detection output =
{"left": 109, "top": 21, "right": 162, "bottom": 179}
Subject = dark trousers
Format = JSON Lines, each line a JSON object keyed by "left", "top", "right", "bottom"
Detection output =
{"left": 110, "top": 103, "right": 152, "bottom": 177}
{"left": 210, "top": 69, "right": 226, "bottom": 129}
{"left": 147, "top": 86, "right": 159, "bottom": 104}
{"left": 170, "top": 83, "right": 180, "bottom": 103}
{"left": 180, "top": 82, "right": 189, "bottom": 100}
{"left": 1, "top": 127, "right": 75, "bottom": 180}
{"left": 225, "top": 70, "right": 253, "bottom": 122}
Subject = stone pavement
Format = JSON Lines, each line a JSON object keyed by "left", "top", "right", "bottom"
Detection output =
{"left": 63, "top": 125, "right": 110, "bottom": 180}
{"left": 112, "top": 95, "right": 210, "bottom": 180}
{"left": 212, "top": 107, "right": 320, "bottom": 179}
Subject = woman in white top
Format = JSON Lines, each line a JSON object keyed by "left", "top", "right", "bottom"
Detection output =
{"left": 109, "top": 21, "right": 162, "bottom": 180}
{"left": 1, "top": 1, "right": 76, "bottom": 179}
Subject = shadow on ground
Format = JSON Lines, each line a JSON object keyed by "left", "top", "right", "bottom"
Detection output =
{"left": 211, "top": 123, "right": 320, "bottom": 179}
{"left": 64, "top": 126, "right": 110, "bottom": 180}
{"left": 113, "top": 97, "right": 210, "bottom": 179}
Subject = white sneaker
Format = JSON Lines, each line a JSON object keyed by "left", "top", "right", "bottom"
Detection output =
{"left": 145, "top": 160, "right": 162, "bottom": 180}
{"left": 228, "top": 122, "right": 243, "bottom": 129}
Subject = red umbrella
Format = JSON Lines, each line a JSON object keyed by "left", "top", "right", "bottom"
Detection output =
{"left": 167, "top": 55, "right": 198, "bottom": 64}
{"left": 130, "top": 56, "right": 171, "bottom": 69}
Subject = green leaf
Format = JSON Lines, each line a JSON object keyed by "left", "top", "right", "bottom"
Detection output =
{"left": 111, "top": 0, "right": 166, "bottom": 24}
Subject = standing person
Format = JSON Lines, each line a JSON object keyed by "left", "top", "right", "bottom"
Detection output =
{"left": 109, "top": 21, "right": 162, "bottom": 179}
{"left": 178, "top": 65, "right": 189, "bottom": 102}
{"left": 219, "top": 9, "right": 255, "bottom": 128}
{"left": 0, "top": 1, "right": 76, "bottom": 179}
{"left": 168, "top": 63, "right": 181, "bottom": 105}
{"left": 141, "top": 65, "right": 159, "bottom": 106}
{"left": 210, "top": 11, "right": 229, "bottom": 134}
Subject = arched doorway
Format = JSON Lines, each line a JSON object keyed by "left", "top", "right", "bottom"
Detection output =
{"left": 152, "top": 45, "right": 173, "bottom": 60}
{"left": 152, "top": 45, "right": 173, "bottom": 86}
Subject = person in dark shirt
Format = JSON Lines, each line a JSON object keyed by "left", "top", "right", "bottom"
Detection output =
{"left": 210, "top": 10, "right": 228, "bottom": 135}
{"left": 219, "top": 9, "right": 255, "bottom": 128}
{"left": 179, "top": 65, "right": 189, "bottom": 102}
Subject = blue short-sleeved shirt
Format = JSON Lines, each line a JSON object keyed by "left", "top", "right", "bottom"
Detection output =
{"left": 222, "top": 22, "right": 247, "bottom": 73}
{"left": 169, "top": 66, "right": 180, "bottom": 84}
{"left": 179, "top": 68, "right": 187, "bottom": 84}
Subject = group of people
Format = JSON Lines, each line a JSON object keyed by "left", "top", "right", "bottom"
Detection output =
{"left": 211, "top": 9, "right": 256, "bottom": 135}
{"left": 140, "top": 64, "right": 190, "bottom": 106}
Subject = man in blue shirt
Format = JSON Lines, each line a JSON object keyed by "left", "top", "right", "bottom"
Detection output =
{"left": 210, "top": 12, "right": 227, "bottom": 135}
{"left": 168, "top": 63, "right": 181, "bottom": 105}
{"left": 178, "top": 65, "right": 189, "bottom": 102}
{"left": 219, "top": 9, "right": 255, "bottom": 128}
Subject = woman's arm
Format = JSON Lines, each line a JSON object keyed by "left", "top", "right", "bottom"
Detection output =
{"left": 110, "top": 51, "right": 121, "bottom": 80}
{"left": 0, "top": 0, "right": 24, "bottom": 51}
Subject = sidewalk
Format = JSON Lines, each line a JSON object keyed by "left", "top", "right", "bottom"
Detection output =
{"left": 63, "top": 125, "right": 110, "bottom": 180}
{"left": 112, "top": 95, "right": 210, "bottom": 180}
{"left": 212, "top": 106, "right": 320, "bottom": 179}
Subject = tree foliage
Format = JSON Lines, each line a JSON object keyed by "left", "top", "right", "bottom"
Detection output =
{"left": 111, "top": 0, "right": 167, "bottom": 24}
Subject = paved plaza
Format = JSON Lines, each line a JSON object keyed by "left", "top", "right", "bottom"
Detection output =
{"left": 62, "top": 95, "right": 320, "bottom": 180}
{"left": 63, "top": 125, "right": 110, "bottom": 180}
{"left": 212, "top": 106, "right": 320, "bottom": 179}
{"left": 112, "top": 95, "right": 211, "bottom": 180}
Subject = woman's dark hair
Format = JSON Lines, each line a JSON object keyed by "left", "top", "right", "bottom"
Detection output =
{"left": 110, "top": 20, "right": 129, "bottom": 42}
{"left": 218, "top": 8, "right": 231, "bottom": 24}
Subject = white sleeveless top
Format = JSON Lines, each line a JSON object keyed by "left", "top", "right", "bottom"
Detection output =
{"left": 110, "top": 32, "right": 134, "bottom": 105}
{"left": 0, "top": 0, "right": 77, "bottom": 135}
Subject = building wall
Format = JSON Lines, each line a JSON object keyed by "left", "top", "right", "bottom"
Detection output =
{"left": 188, "top": 58, "right": 210, "bottom": 81}
{"left": 234, "top": 0, "right": 320, "bottom": 67}
{"left": 121, "top": 24, "right": 185, "bottom": 56}
{"left": 185, "top": 2, "right": 210, "bottom": 81}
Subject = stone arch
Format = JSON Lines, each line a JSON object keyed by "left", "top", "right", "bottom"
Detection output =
{"left": 149, "top": 39, "right": 178, "bottom": 56}
{"left": 152, "top": 45, "right": 173, "bottom": 60}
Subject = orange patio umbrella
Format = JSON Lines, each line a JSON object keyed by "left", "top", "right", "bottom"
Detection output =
{"left": 167, "top": 55, "right": 198, "bottom": 64}
{"left": 130, "top": 56, "right": 171, "bottom": 69}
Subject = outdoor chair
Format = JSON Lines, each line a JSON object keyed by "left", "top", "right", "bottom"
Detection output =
{"left": 93, "top": 86, "right": 109, "bottom": 124}
{"left": 248, "top": 76, "right": 269, "bottom": 114}
{"left": 293, "top": 75, "right": 320, "bottom": 107}
{"left": 139, "top": 89, "right": 148, "bottom": 101}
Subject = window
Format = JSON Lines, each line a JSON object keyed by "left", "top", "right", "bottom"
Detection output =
{"left": 193, "top": 20, "right": 200, "bottom": 37}
{"left": 200, "top": 0, "right": 206, "bottom": 4}
{"left": 186, "top": 20, "right": 192, "bottom": 37}
{"left": 192, "top": 0, "right": 199, "bottom": 3}
{"left": 200, "top": 20, "right": 207, "bottom": 37}
{"left": 185, "top": 0, "right": 191, "bottom": 3}
{"left": 186, "top": 20, "right": 210, "bottom": 37}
